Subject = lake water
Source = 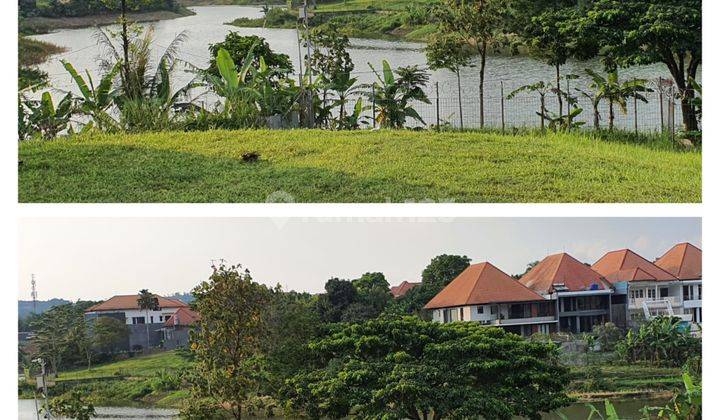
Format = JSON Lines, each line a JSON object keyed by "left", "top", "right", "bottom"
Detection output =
{"left": 29, "top": 5, "right": 697, "bottom": 131}
{"left": 19, "top": 397, "right": 666, "bottom": 419}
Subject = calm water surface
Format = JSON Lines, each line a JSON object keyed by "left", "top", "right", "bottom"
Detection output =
{"left": 30, "top": 5, "right": 697, "bottom": 130}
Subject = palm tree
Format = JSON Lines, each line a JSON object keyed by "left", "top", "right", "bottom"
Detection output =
{"left": 585, "top": 69, "right": 652, "bottom": 130}
{"left": 137, "top": 289, "right": 159, "bottom": 351}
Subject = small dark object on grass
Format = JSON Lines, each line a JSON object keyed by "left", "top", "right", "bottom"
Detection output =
{"left": 242, "top": 152, "right": 260, "bottom": 163}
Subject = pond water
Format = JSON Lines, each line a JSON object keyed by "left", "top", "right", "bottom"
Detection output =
{"left": 19, "top": 397, "right": 666, "bottom": 419}
{"left": 29, "top": 5, "right": 697, "bottom": 131}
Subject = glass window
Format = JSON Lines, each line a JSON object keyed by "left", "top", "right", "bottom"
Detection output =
{"left": 132, "top": 317, "right": 145, "bottom": 325}
{"left": 660, "top": 287, "right": 669, "bottom": 297}
{"left": 477, "top": 306, "right": 484, "bottom": 314}
{"left": 698, "top": 285, "right": 702, "bottom": 299}
{"left": 647, "top": 289, "right": 656, "bottom": 299}
{"left": 491, "top": 305, "right": 497, "bottom": 315}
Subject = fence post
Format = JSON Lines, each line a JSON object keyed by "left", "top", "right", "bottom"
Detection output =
{"left": 457, "top": 72, "right": 464, "bottom": 130}
{"left": 668, "top": 85, "right": 673, "bottom": 136}
{"left": 658, "top": 77, "right": 664, "bottom": 132}
{"left": 669, "top": 85, "right": 675, "bottom": 142}
{"left": 500, "top": 81, "right": 505, "bottom": 134}
{"left": 372, "top": 85, "right": 376, "bottom": 129}
{"left": 479, "top": 84, "right": 484, "bottom": 129}
{"left": 634, "top": 90, "right": 638, "bottom": 138}
{"left": 435, "top": 81, "right": 440, "bottom": 130}
{"left": 566, "top": 78, "right": 571, "bottom": 130}
{"left": 540, "top": 94, "right": 545, "bottom": 133}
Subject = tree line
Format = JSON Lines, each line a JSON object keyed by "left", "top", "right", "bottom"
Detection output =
{"left": 19, "top": 0, "right": 181, "bottom": 18}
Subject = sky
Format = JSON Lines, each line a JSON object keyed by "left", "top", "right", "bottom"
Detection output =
{"left": 18, "top": 218, "right": 701, "bottom": 301}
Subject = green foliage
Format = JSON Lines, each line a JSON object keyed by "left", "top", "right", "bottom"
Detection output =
{"left": 616, "top": 316, "right": 701, "bottom": 367}
{"left": 31, "top": 0, "right": 179, "bottom": 18}
{"left": 47, "top": 391, "right": 96, "bottom": 420}
{"left": 422, "top": 254, "right": 471, "bottom": 288}
{"left": 287, "top": 316, "right": 573, "bottom": 419}
{"left": 646, "top": 372, "right": 701, "bottom": 419}
{"left": 20, "top": 92, "right": 75, "bottom": 140}
{"left": 208, "top": 33, "right": 293, "bottom": 77}
{"left": 426, "top": 32, "right": 473, "bottom": 74}
{"left": 591, "top": 322, "right": 623, "bottom": 352}
{"left": 91, "top": 317, "right": 130, "bottom": 354}
{"left": 62, "top": 60, "right": 121, "bottom": 131}
{"left": 584, "top": 69, "right": 651, "bottom": 130}
{"left": 187, "top": 263, "right": 273, "bottom": 419}
{"left": 362, "top": 60, "right": 430, "bottom": 128}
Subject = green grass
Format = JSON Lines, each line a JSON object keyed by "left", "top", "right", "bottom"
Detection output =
{"left": 568, "top": 362, "right": 684, "bottom": 396}
{"left": 18, "top": 129, "right": 701, "bottom": 203}
{"left": 58, "top": 351, "right": 187, "bottom": 381}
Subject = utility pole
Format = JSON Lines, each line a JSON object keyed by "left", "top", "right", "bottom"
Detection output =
{"left": 301, "top": 0, "right": 314, "bottom": 127}
{"left": 120, "top": 0, "right": 131, "bottom": 98}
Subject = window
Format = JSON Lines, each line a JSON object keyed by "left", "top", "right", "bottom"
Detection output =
{"left": 477, "top": 306, "right": 484, "bottom": 314}
{"left": 150, "top": 316, "right": 154, "bottom": 323}
{"left": 132, "top": 317, "right": 145, "bottom": 325}
{"left": 459, "top": 308, "right": 464, "bottom": 321}
{"left": 698, "top": 285, "right": 702, "bottom": 299}
{"left": 647, "top": 289, "right": 656, "bottom": 299}
{"left": 165, "top": 315, "right": 171, "bottom": 321}
{"left": 490, "top": 305, "right": 498, "bottom": 315}
{"left": 660, "top": 287, "right": 669, "bottom": 298}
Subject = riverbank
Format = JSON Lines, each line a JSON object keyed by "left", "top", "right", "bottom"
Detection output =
{"left": 19, "top": 7, "right": 196, "bottom": 35}
{"left": 18, "top": 38, "right": 66, "bottom": 67}
{"left": 229, "top": 0, "right": 439, "bottom": 42}
{"left": 18, "top": 129, "right": 700, "bottom": 203}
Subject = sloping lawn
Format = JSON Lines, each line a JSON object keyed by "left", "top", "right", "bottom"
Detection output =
{"left": 58, "top": 351, "right": 187, "bottom": 381}
{"left": 18, "top": 129, "right": 701, "bottom": 203}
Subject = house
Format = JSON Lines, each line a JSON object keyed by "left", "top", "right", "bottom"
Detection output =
{"left": 654, "top": 243, "right": 702, "bottom": 324}
{"left": 390, "top": 281, "right": 420, "bottom": 298}
{"left": 85, "top": 294, "right": 189, "bottom": 351}
{"left": 519, "top": 253, "right": 614, "bottom": 333}
{"left": 161, "top": 307, "right": 200, "bottom": 350}
{"left": 591, "top": 245, "right": 696, "bottom": 328}
{"left": 424, "top": 262, "right": 557, "bottom": 336}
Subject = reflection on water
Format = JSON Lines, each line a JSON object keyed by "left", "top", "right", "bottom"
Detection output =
{"left": 29, "top": 5, "right": 698, "bottom": 131}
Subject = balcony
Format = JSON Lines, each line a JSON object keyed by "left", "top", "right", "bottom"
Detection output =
{"left": 493, "top": 316, "right": 556, "bottom": 326}
{"left": 629, "top": 296, "right": 682, "bottom": 309}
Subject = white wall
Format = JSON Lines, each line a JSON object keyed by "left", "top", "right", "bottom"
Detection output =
{"left": 121, "top": 308, "right": 178, "bottom": 325}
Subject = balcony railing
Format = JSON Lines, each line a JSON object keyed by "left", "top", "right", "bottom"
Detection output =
{"left": 629, "top": 296, "right": 682, "bottom": 308}
{"left": 493, "top": 316, "right": 556, "bottom": 326}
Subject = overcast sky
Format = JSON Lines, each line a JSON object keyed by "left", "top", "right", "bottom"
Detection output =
{"left": 18, "top": 218, "right": 700, "bottom": 301}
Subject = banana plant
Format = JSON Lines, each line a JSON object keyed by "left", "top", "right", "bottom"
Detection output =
{"left": 339, "top": 99, "right": 369, "bottom": 130}
{"left": 541, "top": 107, "right": 586, "bottom": 132}
{"left": 361, "top": 60, "right": 430, "bottom": 129}
{"left": 22, "top": 92, "right": 75, "bottom": 140}
{"left": 206, "top": 46, "right": 259, "bottom": 113}
{"left": 585, "top": 69, "right": 652, "bottom": 130}
{"left": 62, "top": 60, "right": 121, "bottom": 132}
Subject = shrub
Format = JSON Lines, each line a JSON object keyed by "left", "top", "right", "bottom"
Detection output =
{"left": 592, "top": 322, "right": 623, "bottom": 352}
{"left": 616, "top": 316, "right": 701, "bottom": 367}
{"left": 179, "top": 396, "right": 227, "bottom": 419}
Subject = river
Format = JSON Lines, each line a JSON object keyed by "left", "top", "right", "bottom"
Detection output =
{"left": 29, "top": 5, "right": 697, "bottom": 131}
{"left": 19, "top": 397, "right": 667, "bottom": 419}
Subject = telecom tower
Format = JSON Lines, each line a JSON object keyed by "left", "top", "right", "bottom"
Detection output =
{"left": 31, "top": 274, "right": 37, "bottom": 314}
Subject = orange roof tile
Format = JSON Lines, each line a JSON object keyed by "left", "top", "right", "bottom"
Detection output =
{"left": 655, "top": 243, "right": 702, "bottom": 280}
{"left": 86, "top": 295, "right": 188, "bottom": 312}
{"left": 592, "top": 249, "right": 677, "bottom": 283}
{"left": 519, "top": 253, "right": 611, "bottom": 293}
{"left": 424, "top": 262, "right": 545, "bottom": 309}
{"left": 164, "top": 307, "right": 200, "bottom": 327}
{"left": 390, "top": 281, "right": 420, "bottom": 298}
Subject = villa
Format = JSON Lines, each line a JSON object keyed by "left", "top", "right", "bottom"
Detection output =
{"left": 85, "top": 294, "right": 190, "bottom": 350}
{"left": 424, "top": 243, "right": 702, "bottom": 336}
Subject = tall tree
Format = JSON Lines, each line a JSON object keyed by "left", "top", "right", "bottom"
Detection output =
{"left": 433, "top": 0, "right": 509, "bottom": 127}
{"left": 422, "top": 254, "right": 471, "bottom": 288}
{"left": 426, "top": 33, "right": 474, "bottom": 128}
{"left": 188, "top": 263, "right": 272, "bottom": 419}
{"left": 581, "top": 0, "right": 701, "bottom": 132}
{"left": 137, "top": 289, "right": 159, "bottom": 350}
{"left": 91, "top": 317, "right": 130, "bottom": 354}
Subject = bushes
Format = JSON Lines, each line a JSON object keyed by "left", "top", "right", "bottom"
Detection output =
{"left": 592, "top": 322, "right": 623, "bottom": 352}
{"left": 616, "top": 317, "right": 701, "bottom": 367}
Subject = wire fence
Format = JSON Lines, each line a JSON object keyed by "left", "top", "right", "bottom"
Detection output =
{"left": 327, "top": 78, "right": 693, "bottom": 135}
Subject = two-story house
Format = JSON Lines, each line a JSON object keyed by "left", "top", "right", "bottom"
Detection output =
{"left": 424, "top": 262, "right": 557, "bottom": 336}
{"left": 654, "top": 243, "right": 702, "bottom": 324}
{"left": 519, "top": 253, "right": 614, "bottom": 333}
{"left": 85, "top": 294, "right": 189, "bottom": 350}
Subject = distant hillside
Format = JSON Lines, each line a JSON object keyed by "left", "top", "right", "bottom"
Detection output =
{"left": 18, "top": 298, "right": 71, "bottom": 319}
{"left": 166, "top": 292, "right": 195, "bottom": 304}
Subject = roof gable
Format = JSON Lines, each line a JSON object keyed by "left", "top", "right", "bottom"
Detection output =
{"left": 655, "top": 243, "right": 702, "bottom": 280}
{"left": 86, "top": 295, "right": 188, "bottom": 312}
{"left": 424, "top": 262, "right": 544, "bottom": 309}
{"left": 164, "top": 307, "right": 200, "bottom": 327}
{"left": 519, "top": 253, "right": 610, "bottom": 294}
{"left": 390, "top": 281, "right": 420, "bottom": 298}
{"left": 592, "top": 249, "right": 677, "bottom": 283}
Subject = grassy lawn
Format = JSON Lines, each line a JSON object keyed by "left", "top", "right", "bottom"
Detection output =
{"left": 58, "top": 351, "right": 187, "bottom": 381}
{"left": 18, "top": 129, "right": 701, "bottom": 203}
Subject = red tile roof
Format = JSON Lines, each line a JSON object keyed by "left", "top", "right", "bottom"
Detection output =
{"left": 86, "top": 295, "right": 188, "bottom": 312}
{"left": 591, "top": 249, "right": 677, "bottom": 283}
{"left": 655, "top": 243, "right": 702, "bottom": 280}
{"left": 519, "top": 253, "right": 611, "bottom": 293}
{"left": 164, "top": 307, "right": 200, "bottom": 327}
{"left": 424, "top": 262, "right": 545, "bottom": 309}
{"left": 390, "top": 281, "right": 420, "bottom": 298}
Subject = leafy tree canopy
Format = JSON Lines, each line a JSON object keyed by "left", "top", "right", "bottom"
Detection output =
{"left": 208, "top": 33, "right": 293, "bottom": 77}
{"left": 287, "top": 316, "right": 572, "bottom": 420}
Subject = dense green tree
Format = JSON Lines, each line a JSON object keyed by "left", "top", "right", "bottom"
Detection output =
{"left": 426, "top": 32, "right": 473, "bottom": 128}
{"left": 91, "top": 316, "right": 130, "bottom": 354}
{"left": 186, "top": 263, "right": 272, "bottom": 419}
{"left": 580, "top": 0, "right": 701, "bottom": 132}
{"left": 421, "top": 254, "right": 471, "bottom": 288}
{"left": 47, "top": 391, "right": 96, "bottom": 420}
{"left": 287, "top": 317, "right": 572, "bottom": 419}
{"left": 208, "top": 33, "right": 293, "bottom": 78}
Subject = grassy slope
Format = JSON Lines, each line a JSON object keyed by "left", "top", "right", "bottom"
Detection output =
{"left": 18, "top": 130, "right": 700, "bottom": 203}
{"left": 58, "top": 351, "right": 187, "bottom": 381}
{"left": 568, "top": 364, "right": 683, "bottom": 401}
